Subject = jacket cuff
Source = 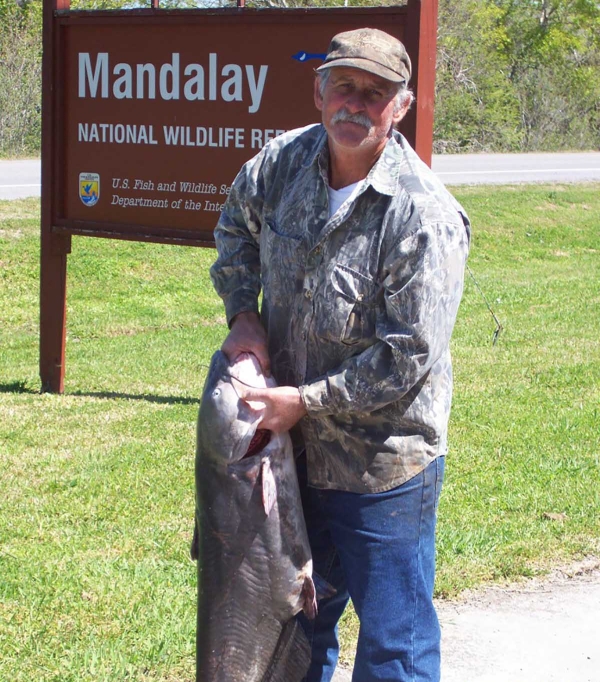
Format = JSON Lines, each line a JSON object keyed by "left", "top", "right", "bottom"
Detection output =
{"left": 223, "top": 292, "right": 260, "bottom": 328}
{"left": 299, "top": 380, "right": 335, "bottom": 416}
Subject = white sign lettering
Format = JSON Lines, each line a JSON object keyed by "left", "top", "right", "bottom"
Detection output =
{"left": 78, "top": 52, "right": 269, "bottom": 114}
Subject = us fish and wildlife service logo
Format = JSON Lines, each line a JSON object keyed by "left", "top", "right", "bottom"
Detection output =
{"left": 79, "top": 172, "right": 100, "bottom": 207}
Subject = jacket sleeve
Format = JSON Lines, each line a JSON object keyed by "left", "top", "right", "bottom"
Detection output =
{"left": 209, "top": 146, "right": 270, "bottom": 326}
{"left": 299, "top": 214, "right": 471, "bottom": 416}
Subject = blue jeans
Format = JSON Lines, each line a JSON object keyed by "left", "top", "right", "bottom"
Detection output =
{"left": 297, "top": 456, "right": 445, "bottom": 682}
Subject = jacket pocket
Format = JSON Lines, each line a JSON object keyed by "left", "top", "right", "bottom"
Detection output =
{"left": 260, "top": 221, "right": 304, "bottom": 298}
{"left": 330, "top": 265, "right": 380, "bottom": 345}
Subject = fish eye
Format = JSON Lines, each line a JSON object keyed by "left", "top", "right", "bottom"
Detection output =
{"left": 212, "top": 388, "right": 221, "bottom": 397}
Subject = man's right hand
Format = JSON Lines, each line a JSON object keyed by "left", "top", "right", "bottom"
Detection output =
{"left": 221, "top": 311, "right": 271, "bottom": 376}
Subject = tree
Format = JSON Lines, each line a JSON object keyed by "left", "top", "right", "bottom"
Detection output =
{"left": 1, "top": 0, "right": 599, "bottom": 155}
{"left": 435, "top": 0, "right": 523, "bottom": 152}
{"left": 496, "top": 0, "right": 600, "bottom": 150}
{"left": 435, "top": 0, "right": 600, "bottom": 152}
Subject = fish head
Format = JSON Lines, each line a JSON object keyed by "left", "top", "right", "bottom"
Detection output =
{"left": 197, "top": 350, "right": 268, "bottom": 465}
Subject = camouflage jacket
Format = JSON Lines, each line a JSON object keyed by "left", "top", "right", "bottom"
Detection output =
{"left": 211, "top": 124, "right": 470, "bottom": 493}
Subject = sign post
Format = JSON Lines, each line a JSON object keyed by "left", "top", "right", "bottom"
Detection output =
{"left": 40, "top": 0, "right": 438, "bottom": 393}
{"left": 41, "top": 0, "right": 71, "bottom": 393}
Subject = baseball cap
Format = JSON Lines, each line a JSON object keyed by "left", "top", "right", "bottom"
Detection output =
{"left": 316, "top": 27, "right": 412, "bottom": 85}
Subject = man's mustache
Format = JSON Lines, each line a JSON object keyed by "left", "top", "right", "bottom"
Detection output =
{"left": 331, "top": 109, "right": 373, "bottom": 130}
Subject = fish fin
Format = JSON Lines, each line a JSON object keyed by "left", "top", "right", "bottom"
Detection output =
{"left": 301, "top": 575, "right": 318, "bottom": 620}
{"left": 313, "top": 572, "right": 337, "bottom": 601}
{"left": 261, "top": 459, "right": 277, "bottom": 515}
{"left": 190, "top": 518, "right": 198, "bottom": 561}
{"left": 261, "top": 618, "right": 311, "bottom": 682}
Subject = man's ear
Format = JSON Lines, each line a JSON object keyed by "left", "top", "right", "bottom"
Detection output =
{"left": 314, "top": 77, "right": 324, "bottom": 112}
{"left": 392, "top": 99, "right": 410, "bottom": 126}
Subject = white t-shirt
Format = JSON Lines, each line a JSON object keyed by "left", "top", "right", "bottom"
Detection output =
{"left": 327, "top": 181, "right": 362, "bottom": 219}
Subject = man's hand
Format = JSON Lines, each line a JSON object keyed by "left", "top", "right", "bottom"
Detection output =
{"left": 236, "top": 385, "right": 307, "bottom": 434}
{"left": 222, "top": 311, "right": 271, "bottom": 376}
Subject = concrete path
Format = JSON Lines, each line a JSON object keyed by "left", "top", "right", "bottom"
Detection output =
{"left": 332, "top": 559, "right": 600, "bottom": 682}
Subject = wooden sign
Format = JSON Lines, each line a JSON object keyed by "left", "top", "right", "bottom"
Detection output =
{"left": 41, "top": 0, "right": 438, "bottom": 391}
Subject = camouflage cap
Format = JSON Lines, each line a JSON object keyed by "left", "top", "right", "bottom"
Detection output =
{"left": 316, "top": 28, "right": 412, "bottom": 85}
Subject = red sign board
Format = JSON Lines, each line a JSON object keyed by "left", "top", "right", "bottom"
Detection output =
{"left": 41, "top": 0, "right": 438, "bottom": 391}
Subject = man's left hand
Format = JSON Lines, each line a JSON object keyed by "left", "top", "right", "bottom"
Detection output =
{"left": 236, "top": 385, "right": 307, "bottom": 433}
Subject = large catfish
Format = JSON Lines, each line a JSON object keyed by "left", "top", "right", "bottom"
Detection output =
{"left": 192, "top": 350, "right": 318, "bottom": 682}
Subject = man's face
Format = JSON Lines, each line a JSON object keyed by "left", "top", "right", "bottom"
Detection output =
{"left": 314, "top": 66, "right": 407, "bottom": 153}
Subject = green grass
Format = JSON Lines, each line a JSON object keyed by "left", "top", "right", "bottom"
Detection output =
{"left": 438, "top": 184, "right": 600, "bottom": 596}
{"left": 1, "top": 185, "right": 599, "bottom": 678}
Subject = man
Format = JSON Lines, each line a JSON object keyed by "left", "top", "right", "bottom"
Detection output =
{"left": 210, "top": 27, "right": 470, "bottom": 682}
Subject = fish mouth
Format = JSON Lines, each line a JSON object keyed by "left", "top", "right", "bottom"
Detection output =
{"left": 243, "top": 428, "right": 272, "bottom": 459}
{"left": 208, "top": 351, "right": 277, "bottom": 462}
{"left": 225, "top": 352, "right": 274, "bottom": 460}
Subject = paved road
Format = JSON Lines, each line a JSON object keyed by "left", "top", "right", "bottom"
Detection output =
{"left": 433, "top": 151, "right": 600, "bottom": 185}
{"left": 1, "top": 152, "right": 600, "bottom": 200}
{"left": 0, "top": 159, "right": 41, "bottom": 200}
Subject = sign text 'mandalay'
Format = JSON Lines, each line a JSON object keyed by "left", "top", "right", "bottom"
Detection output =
{"left": 78, "top": 52, "right": 269, "bottom": 113}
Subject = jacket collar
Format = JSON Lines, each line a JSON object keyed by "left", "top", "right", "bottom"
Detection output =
{"left": 305, "top": 125, "right": 404, "bottom": 197}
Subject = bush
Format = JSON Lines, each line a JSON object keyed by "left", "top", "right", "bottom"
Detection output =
{"left": 0, "top": 8, "right": 42, "bottom": 157}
